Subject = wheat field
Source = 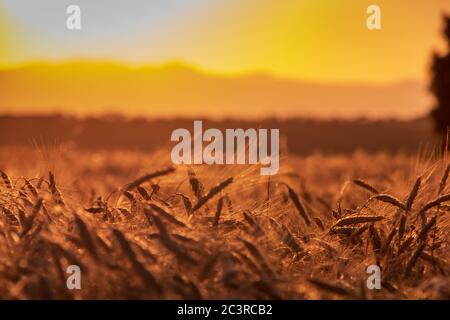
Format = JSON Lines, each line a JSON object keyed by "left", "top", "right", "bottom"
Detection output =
{"left": 0, "top": 146, "right": 449, "bottom": 299}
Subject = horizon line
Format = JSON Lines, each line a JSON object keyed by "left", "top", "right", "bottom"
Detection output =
{"left": 0, "top": 58, "right": 426, "bottom": 87}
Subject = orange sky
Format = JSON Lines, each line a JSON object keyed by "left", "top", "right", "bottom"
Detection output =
{"left": 0, "top": 1, "right": 449, "bottom": 118}
{"left": 2, "top": 0, "right": 450, "bottom": 82}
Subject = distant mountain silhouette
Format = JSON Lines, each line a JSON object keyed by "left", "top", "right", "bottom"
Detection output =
{"left": 0, "top": 61, "right": 432, "bottom": 119}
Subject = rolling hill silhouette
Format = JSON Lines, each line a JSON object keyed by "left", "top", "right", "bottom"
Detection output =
{"left": 0, "top": 61, "right": 432, "bottom": 119}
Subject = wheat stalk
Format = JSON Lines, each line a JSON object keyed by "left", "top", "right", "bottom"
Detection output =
{"left": 438, "top": 163, "right": 450, "bottom": 195}
{"left": 188, "top": 167, "right": 205, "bottom": 201}
{"left": 333, "top": 215, "right": 383, "bottom": 227}
{"left": 124, "top": 166, "right": 175, "bottom": 190}
{"left": 352, "top": 179, "right": 379, "bottom": 194}
{"left": 284, "top": 184, "right": 311, "bottom": 226}
{"left": 371, "top": 194, "right": 406, "bottom": 210}
{"left": 405, "top": 176, "right": 421, "bottom": 211}
{"left": 0, "top": 170, "right": 12, "bottom": 190}
{"left": 192, "top": 177, "right": 233, "bottom": 212}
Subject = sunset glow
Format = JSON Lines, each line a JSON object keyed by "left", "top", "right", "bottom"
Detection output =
{"left": 1, "top": 0, "right": 449, "bottom": 117}
{"left": 1, "top": 0, "right": 449, "bottom": 82}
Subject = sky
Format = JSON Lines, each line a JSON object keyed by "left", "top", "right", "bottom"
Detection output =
{"left": 0, "top": 0, "right": 449, "bottom": 119}
{"left": 1, "top": 0, "right": 449, "bottom": 83}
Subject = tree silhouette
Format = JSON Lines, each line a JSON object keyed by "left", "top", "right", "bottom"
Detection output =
{"left": 430, "top": 15, "right": 450, "bottom": 149}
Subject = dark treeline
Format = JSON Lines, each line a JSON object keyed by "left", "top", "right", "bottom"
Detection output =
{"left": 0, "top": 115, "right": 436, "bottom": 155}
